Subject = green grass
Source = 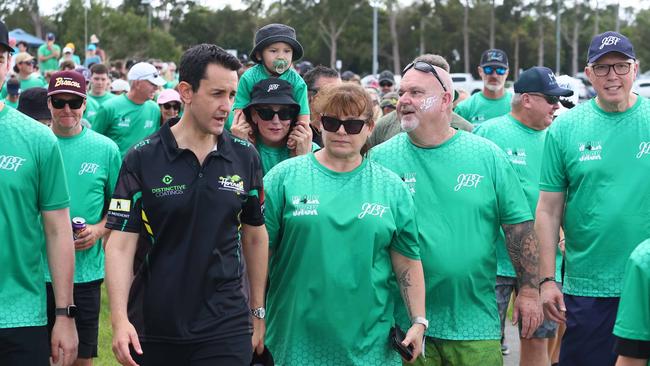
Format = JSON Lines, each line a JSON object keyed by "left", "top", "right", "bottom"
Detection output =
{"left": 97, "top": 284, "right": 118, "bottom": 365}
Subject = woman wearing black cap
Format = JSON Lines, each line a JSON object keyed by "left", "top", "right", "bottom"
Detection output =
{"left": 262, "top": 83, "right": 426, "bottom": 365}
{"left": 231, "top": 78, "right": 316, "bottom": 175}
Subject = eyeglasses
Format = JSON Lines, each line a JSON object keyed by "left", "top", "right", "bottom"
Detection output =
{"left": 590, "top": 62, "right": 633, "bottom": 77}
{"left": 50, "top": 97, "right": 85, "bottom": 109}
{"left": 321, "top": 115, "right": 367, "bottom": 134}
{"left": 402, "top": 61, "right": 447, "bottom": 92}
{"left": 162, "top": 102, "right": 180, "bottom": 111}
{"left": 527, "top": 93, "right": 560, "bottom": 105}
{"left": 379, "top": 81, "right": 393, "bottom": 87}
{"left": 254, "top": 107, "right": 296, "bottom": 121}
{"left": 482, "top": 66, "right": 507, "bottom": 75}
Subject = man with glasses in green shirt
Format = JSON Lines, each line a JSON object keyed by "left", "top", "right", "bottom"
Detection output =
{"left": 537, "top": 31, "right": 650, "bottom": 366}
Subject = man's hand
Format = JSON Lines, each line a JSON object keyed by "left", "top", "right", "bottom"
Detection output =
{"left": 251, "top": 317, "right": 265, "bottom": 355}
{"left": 402, "top": 324, "right": 425, "bottom": 363}
{"left": 230, "top": 110, "right": 255, "bottom": 144}
{"left": 74, "top": 223, "right": 106, "bottom": 251}
{"left": 541, "top": 281, "right": 566, "bottom": 323}
{"left": 50, "top": 317, "right": 78, "bottom": 366}
{"left": 288, "top": 121, "right": 313, "bottom": 155}
{"left": 112, "top": 318, "right": 142, "bottom": 366}
{"left": 512, "top": 288, "right": 543, "bottom": 338}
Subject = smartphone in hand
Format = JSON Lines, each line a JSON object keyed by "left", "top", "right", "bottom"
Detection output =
{"left": 389, "top": 326, "right": 414, "bottom": 360}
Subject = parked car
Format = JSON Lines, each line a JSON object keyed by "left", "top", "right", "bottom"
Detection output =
{"left": 450, "top": 73, "right": 483, "bottom": 95}
{"left": 633, "top": 78, "right": 650, "bottom": 98}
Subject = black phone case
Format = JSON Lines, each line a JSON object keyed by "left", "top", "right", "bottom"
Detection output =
{"left": 389, "top": 326, "right": 414, "bottom": 360}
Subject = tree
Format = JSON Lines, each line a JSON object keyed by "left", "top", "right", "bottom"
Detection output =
{"left": 387, "top": 0, "right": 401, "bottom": 74}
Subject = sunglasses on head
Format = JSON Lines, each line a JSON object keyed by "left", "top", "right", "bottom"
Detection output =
{"left": 162, "top": 102, "right": 180, "bottom": 111}
{"left": 482, "top": 66, "right": 507, "bottom": 75}
{"left": 254, "top": 107, "right": 296, "bottom": 121}
{"left": 527, "top": 93, "right": 560, "bottom": 105}
{"left": 402, "top": 61, "right": 447, "bottom": 92}
{"left": 50, "top": 97, "right": 84, "bottom": 109}
{"left": 321, "top": 115, "right": 367, "bottom": 135}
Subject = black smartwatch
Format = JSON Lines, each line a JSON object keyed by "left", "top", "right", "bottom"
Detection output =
{"left": 55, "top": 305, "right": 78, "bottom": 318}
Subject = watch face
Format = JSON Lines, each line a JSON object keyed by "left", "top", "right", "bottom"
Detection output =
{"left": 68, "top": 305, "right": 78, "bottom": 317}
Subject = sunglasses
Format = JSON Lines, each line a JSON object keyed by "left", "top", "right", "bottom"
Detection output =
{"left": 321, "top": 115, "right": 367, "bottom": 135}
{"left": 50, "top": 97, "right": 84, "bottom": 109}
{"left": 402, "top": 61, "right": 447, "bottom": 92}
{"left": 254, "top": 107, "right": 296, "bottom": 121}
{"left": 162, "top": 102, "right": 181, "bottom": 111}
{"left": 19, "top": 60, "right": 35, "bottom": 66}
{"left": 482, "top": 66, "right": 507, "bottom": 75}
{"left": 527, "top": 93, "right": 560, "bottom": 105}
{"left": 379, "top": 81, "right": 393, "bottom": 87}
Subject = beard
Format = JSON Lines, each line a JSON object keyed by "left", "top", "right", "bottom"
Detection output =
{"left": 400, "top": 114, "right": 420, "bottom": 132}
{"left": 485, "top": 83, "right": 504, "bottom": 92}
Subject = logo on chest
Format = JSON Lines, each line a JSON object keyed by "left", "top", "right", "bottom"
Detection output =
{"left": 291, "top": 195, "right": 320, "bottom": 216}
{"left": 0, "top": 155, "right": 26, "bottom": 172}
{"left": 117, "top": 116, "right": 131, "bottom": 127}
{"left": 218, "top": 175, "right": 246, "bottom": 195}
{"left": 401, "top": 172, "right": 417, "bottom": 194}
{"left": 78, "top": 162, "right": 99, "bottom": 175}
{"left": 358, "top": 202, "right": 389, "bottom": 219}
{"left": 637, "top": 141, "right": 650, "bottom": 159}
{"left": 454, "top": 173, "right": 484, "bottom": 191}
{"left": 505, "top": 148, "right": 527, "bottom": 165}
{"left": 578, "top": 141, "right": 602, "bottom": 162}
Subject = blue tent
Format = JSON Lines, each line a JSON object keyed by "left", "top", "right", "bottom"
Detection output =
{"left": 9, "top": 28, "right": 44, "bottom": 48}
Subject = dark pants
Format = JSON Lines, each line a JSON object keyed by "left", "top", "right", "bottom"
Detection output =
{"left": 559, "top": 294, "right": 620, "bottom": 366}
{"left": 0, "top": 326, "right": 50, "bottom": 365}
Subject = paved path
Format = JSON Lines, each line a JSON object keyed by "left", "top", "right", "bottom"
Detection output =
{"left": 503, "top": 321, "right": 521, "bottom": 366}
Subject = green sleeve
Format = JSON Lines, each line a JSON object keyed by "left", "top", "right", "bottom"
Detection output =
{"left": 390, "top": 181, "right": 420, "bottom": 260}
{"left": 1, "top": 84, "right": 6, "bottom": 99}
{"left": 37, "top": 44, "right": 45, "bottom": 57}
{"left": 493, "top": 148, "right": 533, "bottom": 224}
{"left": 106, "top": 142, "right": 122, "bottom": 203}
{"left": 539, "top": 124, "right": 567, "bottom": 192}
{"left": 233, "top": 71, "right": 254, "bottom": 110}
{"left": 92, "top": 104, "right": 110, "bottom": 135}
{"left": 292, "top": 77, "right": 310, "bottom": 116}
{"left": 614, "top": 242, "right": 650, "bottom": 341}
{"left": 262, "top": 167, "right": 285, "bottom": 250}
{"left": 39, "top": 136, "right": 70, "bottom": 211}
{"left": 310, "top": 142, "right": 320, "bottom": 152}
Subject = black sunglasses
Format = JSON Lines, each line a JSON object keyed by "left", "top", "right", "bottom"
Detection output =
{"left": 254, "top": 107, "right": 296, "bottom": 121}
{"left": 402, "top": 61, "right": 447, "bottom": 92}
{"left": 379, "top": 81, "right": 393, "bottom": 87}
{"left": 321, "top": 115, "right": 366, "bottom": 135}
{"left": 50, "top": 97, "right": 84, "bottom": 110}
{"left": 527, "top": 93, "right": 560, "bottom": 105}
{"left": 162, "top": 102, "right": 180, "bottom": 111}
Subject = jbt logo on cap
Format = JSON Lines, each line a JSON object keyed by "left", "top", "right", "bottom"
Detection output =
{"left": 267, "top": 84, "right": 279, "bottom": 92}
{"left": 599, "top": 36, "right": 620, "bottom": 50}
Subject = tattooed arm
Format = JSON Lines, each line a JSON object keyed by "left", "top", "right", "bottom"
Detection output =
{"left": 391, "top": 251, "right": 426, "bottom": 363}
{"left": 503, "top": 220, "right": 543, "bottom": 338}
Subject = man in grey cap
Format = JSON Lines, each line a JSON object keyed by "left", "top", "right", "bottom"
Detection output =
{"left": 474, "top": 66, "right": 573, "bottom": 366}
{"left": 536, "top": 31, "right": 650, "bottom": 366}
{"left": 455, "top": 48, "right": 512, "bottom": 126}
{"left": 0, "top": 19, "right": 78, "bottom": 366}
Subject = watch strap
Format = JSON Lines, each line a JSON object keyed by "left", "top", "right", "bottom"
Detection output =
{"left": 412, "top": 316, "right": 429, "bottom": 330}
{"left": 539, "top": 277, "right": 556, "bottom": 288}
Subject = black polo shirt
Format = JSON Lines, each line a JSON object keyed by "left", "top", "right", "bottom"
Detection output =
{"left": 106, "top": 120, "right": 264, "bottom": 344}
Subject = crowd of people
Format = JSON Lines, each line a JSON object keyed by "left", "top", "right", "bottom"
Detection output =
{"left": 0, "top": 17, "right": 649, "bottom": 366}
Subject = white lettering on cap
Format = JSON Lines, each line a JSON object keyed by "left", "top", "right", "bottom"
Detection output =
{"left": 488, "top": 51, "right": 503, "bottom": 61}
{"left": 267, "top": 84, "right": 279, "bottom": 92}
{"left": 547, "top": 73, "right": 557, "bottom": 85}
{"left": 599, "top": 36, "right": 620, "bottom": 50}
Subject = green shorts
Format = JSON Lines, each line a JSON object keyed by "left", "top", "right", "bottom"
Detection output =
{"left": 405, "top": 338, "right": 502, "bottom": 366}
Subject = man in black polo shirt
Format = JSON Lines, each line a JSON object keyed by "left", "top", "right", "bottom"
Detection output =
{"left": 105, "top": 44, "right": 268, "bottom": 366}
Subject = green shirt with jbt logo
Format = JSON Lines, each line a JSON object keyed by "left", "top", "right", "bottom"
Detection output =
{"left": 92, "top": 94, "right": 160, "bottom": 158}
{"left": 263, "top": 153, "right": 420, "bottom": 365}
{"left": 454, "top": 91, "right": 512, "bottom": 126}
{"left": 0, "top": 106, "right": 70, "bottom": 328}
{"left": 43, "top": 127, "right": 121, "bottom": 283}
{"left": 540, "top": 97, "right": 650, "bottom": 297}
{"left": 370, "top": 131, "right": 532, "bottom": 341}
{"left": 474, "top": 114, "right": 562, "bottom": 280}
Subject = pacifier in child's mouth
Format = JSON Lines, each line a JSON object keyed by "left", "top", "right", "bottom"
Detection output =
{"left": 273, "top": 59, "right": 289, "bottom": 74}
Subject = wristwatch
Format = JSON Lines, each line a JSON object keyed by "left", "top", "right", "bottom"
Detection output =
{"left": 412, "top": 316, "right": 429, "bottom": 330}
{"left": 55, "top": 305, "right": 78, "bottom": 318}
{"left": 251, "top": 307, "right": 266, "bottom": 319}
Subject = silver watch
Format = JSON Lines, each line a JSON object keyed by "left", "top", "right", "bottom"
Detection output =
{"left": 251, "top": 307, "right": 266, "bottom": 319}
{"left": 412, "top": 316, "right": 429, "bottom": 330}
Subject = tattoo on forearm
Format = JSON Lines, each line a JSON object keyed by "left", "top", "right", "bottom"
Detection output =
{"left": 398, "top": 268, "right": 413, "bottom": 318}
{"left": 504, "top": 221, "right": 539, "bottom": 289}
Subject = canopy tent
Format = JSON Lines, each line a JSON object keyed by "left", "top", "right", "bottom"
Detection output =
{"left": 9, "top": 28, "right": 45, "bottom": 48}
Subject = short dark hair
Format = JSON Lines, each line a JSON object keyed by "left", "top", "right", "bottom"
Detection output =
{"left": 90, "top": 63, "right": 109, "bottom": 75}
{"left": 302, "top": 65, "right": 339, "bottom": 90}
{"left": 17, "top": 41, "right": 27, "bottom": 48}
{"left": 180, "top": 44, "right": 241, "bottom": 92}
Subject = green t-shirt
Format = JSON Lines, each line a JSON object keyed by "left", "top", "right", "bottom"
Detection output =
{"left": 43, "top": 127, "right": 121, "bottom": 283}
{"left": 369, "top": 131, "right": 532, "bottom": 340}
{"left": 226, "top": 64, "right": 310, "bottom": 130}
{"left": 263, "top": 153, "right": 420, "bottom": 365}
{"left": 4, "top": 98, "right": 18, "bottom": 109}
{"left": 540, "top": 98, "right": 650, "bottom": 297}
{"left": 1, "top": 74, "right": 47, "bottom": 98}
{"left": 474, "top": 114, "right": 562, "bottom": 279}
{"left": 88, "top": 92, "right": 114, "bottom": 106}
{"left": 454, "top": 91, "right": 512, "bottom": 125}
{"left": 91, "top": 94, "right": 161, "bottom": 158}
{"left": 37, "top": 43, "right": 61, "bottom": 74}
{"left": 256, "top": 140, "right": 319, "bottom": 175}
{"left": 0, "top": 106, "right": 70, "bottom": 328}
{"left": 613, "top": 239, "right": 650, "bottom": 365}
{"left": 83, "top": 96, "right": 100, "bottom": 127}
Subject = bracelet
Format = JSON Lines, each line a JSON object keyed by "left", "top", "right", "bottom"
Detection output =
{"left": 539, "top": 277, "right": 556, "bottom": 288}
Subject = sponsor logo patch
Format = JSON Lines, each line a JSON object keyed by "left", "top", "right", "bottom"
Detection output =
{"left": 109, "top": 199, "right": 131, "bottom": 212}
